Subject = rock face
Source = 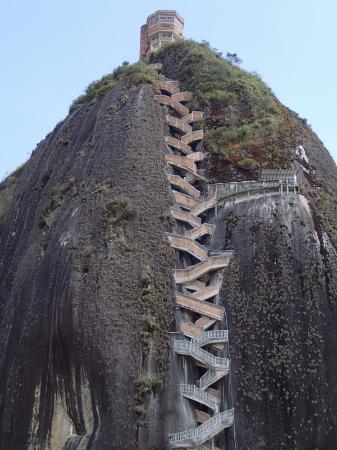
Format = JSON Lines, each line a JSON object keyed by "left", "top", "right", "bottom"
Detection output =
{"left": 214, "top": 194, "right": 337, "bottom": 450}
{"left": 1, "top": 41, "right": 337, "bottom": 450}
{"left": 0, "top": 81, "right": 177, "bottom": 449}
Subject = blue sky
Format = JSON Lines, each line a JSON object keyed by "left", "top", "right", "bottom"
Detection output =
{"left": 1, "top": 0, "right": 336, "bottom": 179}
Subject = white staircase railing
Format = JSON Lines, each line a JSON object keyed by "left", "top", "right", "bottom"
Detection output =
{"left": 181, "top": 384, "right": 219, "bottom": 412}
{"left": 198, "top": 369, "right": 228, "bottom": 390}
{"left": 169, "top": 409, "right": 234, "bottom": 448}
{"left": 192, "top": 330, "right": 228, "bottom": 347}
{"left": 173, "top": 340, "right": 229, "bottom": 369}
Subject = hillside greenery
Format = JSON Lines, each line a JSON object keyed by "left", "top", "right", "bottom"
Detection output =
{"left": 149, "top": 40, "right": 299, "bottom": 178}
{"left": 0, "top": 163, "right": 26, "bottom": 221}
{"left": 70, "top": 62, "right": 160, "bottom": 112}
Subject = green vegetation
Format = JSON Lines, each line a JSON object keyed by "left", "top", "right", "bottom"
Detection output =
{"left": 150, "top": 40, "right": 278, "bottom": 110}
{"left": 160, "top": 210, "right": 175, "bottom": 226}
{"left": 39, "top": 178, "right": 76, "bottom": 230}
{"left": 102, "top": 195, "right": 136, "bottom": 226}
{"left": 0, "top": 163, "right": 26, "bottom": 221}
{"left": 237, "top": 157, "right": 260, "bottom": 170}
{"left": 70, "top": 62, "right": 160, "bottom": 112}
{"left": 139, "top": 266, "right": 159, "bottom": 355}
{"left": 124, "top": 62, "right": 160, "bottom": 86}
{"left": 226, "top": 212, "right": 240, "bottom": 230}
{"left": 315, "top": 190, "right": 337, "bottom": 245}
{"left": 134, "top": 374, "right": 163, "bottom": 424}
{"left": 135, "top": 374, "right": 163, "bottom": 398}
{"left": 101, "top": 195, "right": 136, "bottom": 250}
{"left": 39, "top": 168, "right": 52, "bottom": 188}
{"left": 134, "top": 267, "right": 164, "bottom": 425}
{"left": 150, "top": 40, "right": 298, "bottom": 177}
{"left": 0, "top": 180, "right": 16, "bottom": 221}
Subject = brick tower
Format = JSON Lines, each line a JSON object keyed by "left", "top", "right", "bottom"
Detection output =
{"left": 140, "top": 10, "right": 184, "bottom": 59}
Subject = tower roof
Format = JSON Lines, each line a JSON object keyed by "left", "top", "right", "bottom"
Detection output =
{"left": 147, "top": 10, "right": 184, "bottom": 24}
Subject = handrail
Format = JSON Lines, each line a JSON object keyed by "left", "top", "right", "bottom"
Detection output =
{"left": 149, "top": 63, "right": 162, "bottom": 71}
{"left": 173, "top": 190, "right": 199, "bottom": 210}
{"left": 176, "top": 292, "right": 224, "bottom": 320}
{"left": 185, "top": 223, "right": 215, "bottom": 240}
{"left": 214, "top": 182, "right": 299, "bottom": 203}
{"left": 157, "top": 80, "right": 180, "bottom": 95}
{"left": 181, "top": 130, "right": 204, "bottom": 145}
{"left": 155, "top": 70, "right": 235, "bottom": 450}
{"left": 191, "top": 195, "right": 217, "bottom": 216}
{"left": 172, "top": 91, "right": 194, "bottom": 103}
{"left": 169, "top": 409, "right": 234, "bottom": 444}
{"left": 167, "top": 233, "right": 208, "bottom": 261}
{"left": 165, "top": 154, "right": 197, "bottom": 174}
{"left": 186, "top": 151, "right": 204, "bottom": 162}
{"left": 173, "top": 255, "right": 231, "bottom": 284}
{"left": 165, "top": 136, "right": 192, "bottom": 155}
{"left": 170, "top": 208, "right": 201, "bottom": 227}
{"left": 198, "top": 369, "right": 228, "bottom": 389}
{"left": 168, "top": 174, "right": 201, "bottom": 198}
{"left": 181, "top": 384, "right": 219, "bottom": 411}
{"left": 155, "top": 94, "right": 189, "bottom": 116}
{"left": 192, "top": 330, "right": 228, "bottom": 346}
{"left": 166, "top": 115, "right": 192, "bottom": 134}
{"left": 173, "top": 340, "right": 229, "bottom": 369}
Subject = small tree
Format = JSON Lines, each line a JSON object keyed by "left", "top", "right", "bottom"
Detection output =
{"left": 226, "top": 52, "right": 242, "bottom": 66}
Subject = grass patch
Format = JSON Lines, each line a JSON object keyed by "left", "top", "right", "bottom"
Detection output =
{"left": 139, "top": 266, "right": 159, "bottom": 355}
{"left": 315, "top": 190, "right": 337, "bottom": 246}
{"left": 0, "top": 180, "right": 16, "bottom": 221}
{"left": 70, "top": 62, "right": 160, "bottom": 112}
{"left": 39, "top": 178, "right": 76, "bottom": 230}
{"left": 0, "top": 163, "right": 26, "bottom": 221}
{"left": 134, "top": 374, "right": 163, "bottom": 425}
{"left": 102, "top": 195, "right": 136, "bottom": 226}
{"left": 101, "top": 195, "right": 136, "bottom": 249}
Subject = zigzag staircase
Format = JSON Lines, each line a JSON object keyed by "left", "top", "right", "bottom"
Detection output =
{"left": 150, "top": 63, "right": 235, "bottom": 449}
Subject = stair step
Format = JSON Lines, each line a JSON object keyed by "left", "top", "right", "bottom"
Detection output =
{"left": 185, "top": 223, "right": 215, "bottom": 240}
{"left": 155, "top": 94, "right": 189, "bottom": 116}
{"left": 173, "top": 190, "right": 200, "bottom": 210}
{"left": 181, "top": 111, "right": 204, "bottom": 123}
{"left": 157, "top": 80, "right": 180, "bottom": 95}
{"left": 172, "top": 91, "right": 193, "bottom": 103}
{"left": 186, "top": 151, "right": 204, "bottom": 162}
{"left": 168, "top": 174, "right": 201, "bottom": 198}
{"left": 192, "top": 283, "right": 221, "bottom": 301}
{"left": 165, "top": 136, "right": 192, "bottom": 155}
{"left": 167, "top": 233, "right": 208, "bottom": 261}
{"left": 191, "top": 195, "right": 217, "bottom": 216}
{"left": 196, "top": 410, "right": 210, "bottom": 424}
{"left": 195, "top": 316, "right": 217, "bottom": 330}
{"left": 183, "top": 280, "right": 206, "bottom": 291}
{"left": 173, "top": 255, "right": 231, "bottom": 284}
{"left": 181, "top": 384, "right": 220, "bottom": 412}
{"left": 149, "top": 63, "right": 162, "bottom": 71}
{"left": 173, "top": 340, "right": 229, "bottom": 370}
{"left": 176, "top": 293, "right": 223, "bottom": 320}
{"left": 165, "top": 154, "right": 197, "bottom": 175}
{"left": 181, "top": 321, "right": 203, "bottom": 338}
{"left": 170, "top": 208, "right": 201, "bottom": 228}
{"left": 206, "top": 387, "right": 220, "bottom": 399}
{"left": 181, "top": 130, "right": 204, "bottom": 145}
{"left": 166, "top": 115, "right": 192, "bottom": 134}
{"left": 199, "top": 369, "right": 228, "bottom": 390}
{"left": 169, "top": 409, "right": 234, "bottom": 448}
